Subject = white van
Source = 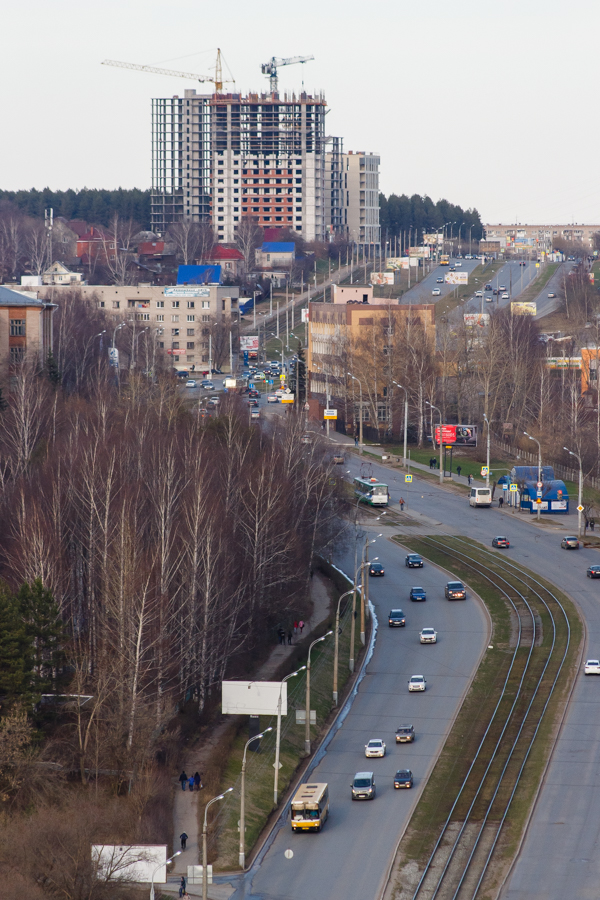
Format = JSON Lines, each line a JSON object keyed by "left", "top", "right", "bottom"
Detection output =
{"left": 469, "top": 487, "right": 492, "bottom": 508}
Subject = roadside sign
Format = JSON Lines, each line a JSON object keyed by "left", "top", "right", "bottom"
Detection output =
{"left": 509, "top": 483, "right": 518, "bottom": 492}
{"left": 536, "top": 490, "right": 542, "bottom": 498}
{"left": 536, "top": 481, "right": 543, "bottom": 489}
{"left": 502, "top": 483, "right": 508, "bottom": 490}
{"left": 481, "top": 466, "right": 489, "bottom": 476}
{"left": 535, "top": 263, "right": 540, "bottom": 267}
{"left": 536, "top": 498, "right": 542, "bottom": 504}
{"left": 577, "top": 504, "right": 585, "bottom": 512}
{"left": 304, "top": 402, "right": 310, "bottom": 411}
{"left": 249, "top": 382, "right": 254, "bottom": 389}
{"left": 324, "top": 409, "right": 337, "bottom": 419}
{"left": 405, "top": 474, "right": 413, "bottom": 483}
{"left": 281, "top": 394, "right": 295, "bottom": 404}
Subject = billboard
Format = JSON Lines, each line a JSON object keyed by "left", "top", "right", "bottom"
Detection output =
{"left": 445, "top": 271, "right": 468, "bottom": 285}
{"left": 164, "top": 286, "right": 211, "bottom": 298}
{"left": 511, "top": 301, "right": 536, "bottom": 316}
{"left": 385, "top": 257, "right": 405, "bottom": 270}
{"left": 222, "top": 680, "right": 287, "bottom": 716}
{"left": 464, "top": 313, "right": 490, "bottom": 327}
{"left": 408, "top": 246, "right": 431, "bottom": 258}
{"left": 92, "top": 845, "right": 167, "bottom": 884}
{"left": 434, "top": 424, "right": 478, "bottom": 447}
{"left": 423, "top": 233, "right": 442, "bottom": 245}
{"left": 370, "top": 272, "right": 394, "bottom": 285}
{"left": 240, "top": 335, "right": 259, "bottom": 352}
{"left": 545, "top": 357, "right": 582, "bottom": 369}
{"left": 108, "top": 347, "right": 119, "bottom": 368}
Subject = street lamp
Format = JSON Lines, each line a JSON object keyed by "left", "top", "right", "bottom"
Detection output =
{"left": 333, "top": 588, "right": 356, "bottom": 704}
{"left": 348, "top": 372, "right": 364, "bottom": 449}
{"left": 564, "top": 446, "right": 583, "bottom": 537}
{"left": 426, "top": 401, "right": 443, "bottom": 484}
{"left": 483, "top": 413, "right": 490, "bottom": 489}
{"left": 112, "top": 321, "right": 125, "bottom": 349}
{"left": 355, "top": 548, "right": 379, "bottom": 646}
{"left": 392, "top": 381, "right": 408, "bottom": 467}
{"left": 239, "top": 729, "right": 272, "bottom": 868}
{"left": 150, "top": 851, "right": 181, "bottom": 900}
{"left": 132, "top": 326, "right": 150, "bottom": 370}
{"left": 304, "top": 632, "right": 333, "bottom": 755}
{"left": 274, "top": 671, "right": 305, "bottom": 805}
{"left": 524, "top": 431, "right": 542, "bottom": 522}
{"left": 204, "top": 789, "right": 233, "bottom": 899}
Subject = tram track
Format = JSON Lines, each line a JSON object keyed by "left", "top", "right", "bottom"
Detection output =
{"left": 401, "top": 535, "right": 571, "bottom": 900}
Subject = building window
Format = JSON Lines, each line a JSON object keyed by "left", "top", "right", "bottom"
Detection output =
{"left": 202, "top": 354, "right": 209, "bottom": 362}
{"left": 156, "top": 300, "right": 164, "bottom": 308}
{"left": 10, "top": 347, "right": 24, "bottom": 364}
{"left": 187, "top": 314, "right": 195, "bottom": 322}
{"left": 202, "top": 315, "right": 210, "bottom": 322}
{"left": 10, "top": 319, "right": 25, "bottom": 336}
{"left": 137, "top": 313, "right": 150, "bottom": 321}
{"left": 187, "top": 328, "right": 195, "bottom": 336}
{"left": 158, "top": 341, "right": 164, "bottom": 349}
{"left": 99, "top": 301, "right": 105, "bottom": 307}
{"left": 172, "top": 328, "right": 180, "bottom": 336}
{"left": 172, "top": 301, "right": 180, "bottom": 308}
{"left": 187, "top": 342, "right": 195, "bottom": 350}
{"left": 172, "top": 315, "right": 180, "bottom": 322}
{"left": 157, "top": 314, "right": 164, "bottom": 322}
{"left": 112, "top": 301, "right": 120, "bottom": 309}
{"left": 202, "top": 301, "right": 210, "bottom": 309}
{"left": 187, "top": 301, "right": 195, "bottom": 308}
{"left": 202, "top": 328, "right": 210, "bottom": 336}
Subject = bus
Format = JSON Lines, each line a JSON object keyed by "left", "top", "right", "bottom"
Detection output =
{"left": 354, "top": 476, "right": 389, "bottom": 507}
{"left": 291, "top": 782, "right": 329, "bottom": 832}
{"left": 440, "top": 254, "right": 450, "bottom": 266}
{"left": 469, "top": 487, "right": 492, "bottom": 508}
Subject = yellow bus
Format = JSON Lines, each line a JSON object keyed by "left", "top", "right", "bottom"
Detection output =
{"left": 440, "top": 254, "right": 450, "bottom": 266}
{"left": 291, "top": 782, "right": 329, "bottom": 832}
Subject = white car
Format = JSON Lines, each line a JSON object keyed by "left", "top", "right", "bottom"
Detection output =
{"left": 420, "top": 628, "right": 437, "bottom": 644}
{"left": 432, "top": 288, "right": 441, "bottom": 296}
{"left": 266, "top": 394, "right": 278, "bottom": 403}
{"left": 275, "top": 388, "right": 285, "bottom": 396}
{"left": 455, "top": 261, "right": 462, "bottom": 267}
{"left": 501, "top": 292, "right": 510, "bottom": 300}
{"left": 365, "top": 739, "right": 386, "bottom": 758}
{"left": 584, "top": 659, "right": 600, "bottom": 675}
{"left": 185, "top": 379, "right": 197, "bottom": 388}
{"left": 475, "top": 290, "right": 483, "bottom": 296}
{"left": 408, "top": 675, "right": 426, "bottom": 692}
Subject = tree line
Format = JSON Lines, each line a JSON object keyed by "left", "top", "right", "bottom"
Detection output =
{"left": 379, "top": 192, "right": 483, "bottom": 244}
{"left": 0, "top": 188, "right": 151, "bottom": 229}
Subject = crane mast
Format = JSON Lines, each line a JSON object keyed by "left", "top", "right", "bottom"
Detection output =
{"left": 260, "top": 55, "right": 314, "bottom": 92}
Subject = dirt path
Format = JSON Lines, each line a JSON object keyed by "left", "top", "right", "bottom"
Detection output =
{"left": 171, "top": 573, "right": 333, "bottom": 882}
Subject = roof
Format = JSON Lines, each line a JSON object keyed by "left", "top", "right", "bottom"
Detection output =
{"left": 138, "top": 241, "right": 165, "bottom": 255}
{"left": 261, "top": 242, "right": 295, "bottom": 253}
{"left": 205, "top": 245, "right": 244, "bottom": 261}
{"left": 177, "top": 264, "right": 221, "bottom": 285}
{"left": 0, "top": 286, "right": 47, "bottom": 308}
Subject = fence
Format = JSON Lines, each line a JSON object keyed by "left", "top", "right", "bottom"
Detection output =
{"left": 492, "top": 436, "right": 600, "bottom": 491}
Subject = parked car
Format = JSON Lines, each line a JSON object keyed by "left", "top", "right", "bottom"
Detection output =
{"left": 395, "top": 724, "right": 415, "bottom": 743}
{"left": 445, "top": 581, "right": 466, "bottom": 600}
{"left": 365, "top": 739, "right": 386, "bottom": 758}
{"left": 351, "top": 772, "right": 376, "bottom": 800}
{"left": 561, "top": 536, "right": 580, "bottom": 550}
{"left": 492, "top": 536, "right": 510, "bottom": 548}
{"left": 408, "top": 675, "right": 426, "bottom": 692}
{"left": 587, "top": 565, "right": 600, "bottom": 578}
{"left": 186, "top": 379, "right": 197, "bottom": 388}
{"left": 410, "top": 587, "right": 427, "bottom": 602}
{"left": 405, "top": 554, "right": 424, "bottom": 568}
{"left": 394, "top": 769, "right": 414, "bottom": 789}
{"left": 388, "top": 609, "right": 406, "bottom": 627}
{"left": 369, "top": 563, "right": 385, "bottom": 577}
{"left": 584, "top": 659, "right": 600, "bottom": 675}
{"left": 419, "top": 627, "right": 437, "bottom": 644}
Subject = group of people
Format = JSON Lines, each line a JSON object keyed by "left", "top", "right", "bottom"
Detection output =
{"left": 178, "top": 770, "right": 203, "bottom": 792}
{"left": 277, "top": 620, "right": 305, "bottom": 645}
{"left": 428, "top": 457, "right": 438, "bottom": 469}
{"left": 179, "top": 875, "right": 189, "bottom": 898}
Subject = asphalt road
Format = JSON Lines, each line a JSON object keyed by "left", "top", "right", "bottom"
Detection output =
{"left": 534, "top": 262, "right": 567, "bottom": 320}
{"left": 400, "top": 256, "right": 480, "bottom": 305}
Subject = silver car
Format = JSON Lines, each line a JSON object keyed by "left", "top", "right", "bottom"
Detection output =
{"left": 420, "top": 627, "right": 437, "bottom": 644}
{"left": 408, "top": 675, "right": 426, "bottom": 692}
{"left": 351, "top": 771, "right": 376, "bottom": 800}
{"left": 365, "top": 739, "right": 386, "bottom": 758}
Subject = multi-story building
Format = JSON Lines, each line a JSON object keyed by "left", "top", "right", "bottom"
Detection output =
{"left": 151, "top": 89, "right": 328, "bottom": 243}
{"left": 342, "top": 151, "right": 381, "bottom": 247}
{"left": 0, "top": 286, "right": 56, "bottom": 379}
{"left": 484, "top": 224, "right": 600, "bottom": 252}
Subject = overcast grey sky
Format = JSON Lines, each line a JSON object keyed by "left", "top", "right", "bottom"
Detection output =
{"left": 2, "top": 0, "right": 599, "bottom": 223}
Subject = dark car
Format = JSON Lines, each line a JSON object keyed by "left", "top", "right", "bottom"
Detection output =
{"left": 405, "top": 554, "right": 424, "bottom": 568}
{"left": 445, "top": 581, "right": 466, "bottom": 600}
{"left": 369, "top": 563, "right": 385, "bottom": 577}
{"left": 395, "top": 725, "right": 415, "bottom": 743}
{"left": 394, "top": 769, "right": 413, "bottom": 789}
{"left": 492, "top": 536, "right": 510, "bottom": 548}
{"left": 248, "top": 399, "right": 259, "bottom": 408}
{"left": 388, "top": 609, "right": 406, "bottom": 627}
{"left": 436, "top": 277, "right": 444, "bottom": 283}
{"left": 587, "top": 565, "right": 600, "bottom": 578}
{"left": 410, "top": 587, "right": 427, "bottom": 602}
{"left": 248, "top": 389, "right": 260, "bottom": 399}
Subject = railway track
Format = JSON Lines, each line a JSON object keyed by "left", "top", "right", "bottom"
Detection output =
{"left": 406, "top": 535, "right": 571, "bottom": 900}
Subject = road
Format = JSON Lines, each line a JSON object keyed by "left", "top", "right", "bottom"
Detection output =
{"left": 399, "top": 256, "right": 480, "bottom": 305}
{"left": 534, "top": 262, "right": 567, "bottom": 320}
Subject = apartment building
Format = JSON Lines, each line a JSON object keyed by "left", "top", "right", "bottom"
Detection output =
{"left": 151, "top": 89, "right": 328, "bottom": 243}
{"left": 0, "top": 286, "right": 57, "bottom": 380}
{"left": 343, "top": 152, "right": 381, "bottom": 246}
{"left": 484, "top": 224, "right": 600, "bottom": 252}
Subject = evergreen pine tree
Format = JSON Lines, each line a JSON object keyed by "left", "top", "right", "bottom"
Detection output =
{"left": 0, "top": 586, "right": 31, "bottom": 702}
{"left": 0, "top": 386, "right": 7, "bottom": 411}
{"left": 17, "top": 580, "right": 65, "bottom": 695}
{"left": 45, "top": 350, "right": 62, "bottom": 388}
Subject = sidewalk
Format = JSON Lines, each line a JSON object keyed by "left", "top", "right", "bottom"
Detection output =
{"left": 170, "top": 572, "right": 333, "bottom": 887}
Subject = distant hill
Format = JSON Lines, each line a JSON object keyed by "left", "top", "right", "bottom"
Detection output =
{"left": 0, "top": 187, "right": 151, "bottom": 229}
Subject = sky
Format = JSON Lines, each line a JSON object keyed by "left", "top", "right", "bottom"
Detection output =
{"left": 2, "top": 0, "right": 600, "bottom": 224}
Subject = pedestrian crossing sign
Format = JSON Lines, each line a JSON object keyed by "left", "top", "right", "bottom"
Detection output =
{"left": 481, "top": 466, "right": 489, "bottom": 476}
{"left": 509, "top": 483, "right": 518, "bottom": 492}
{"left": 405, "top": 474, "right": 413, "bottom": 482}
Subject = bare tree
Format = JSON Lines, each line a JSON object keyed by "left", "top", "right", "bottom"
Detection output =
{"left": 236, "top": 217, "right": 263, "bottom": 270}
{"left": 168, "top": 221, "right": 214, "bottom": 265}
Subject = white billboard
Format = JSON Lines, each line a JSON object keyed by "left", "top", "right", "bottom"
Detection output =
{"left": 445, "top": 271, "right": 468, "bottom": 285}
{"left": 408, "top": 246, "right": 431, "bottom": 258}
{"left": 240, "top": 335, "right": 259, "bottom": 351}
{"left": 165, "top": 287, "right": 210, "bottom": 298}
{"left": 370, "top": 272, "right": 394, "bottom": 285}
{"left": 464, "top": 313, "right": 490, "bottom": 327}
{"left": 222, "top": 680, "right": 287, "bottom": 715}
{"left": 511, "top": 301, "right": 536, "bottom": 316}
{"left": 385, "top": 257, "right": 404, "bottom": 270}
{"left": 92, "top": 845, "right": 166, "bottom": 883}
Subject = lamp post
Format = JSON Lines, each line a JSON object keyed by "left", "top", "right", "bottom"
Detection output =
{"left": 239, "top": 730, "right": 272, "bottom": 869}
{"left": 426, "top": 401, "right": 443, "bottom": 484}
{"left": 150, "top": 851, "right": 181, "bottom": 900}
{"left": 112, "top": 321, "right": 125, "bottom": 349}
{"left": 392, "top": 381, "right": 408, "bottom": 467}
{"left": 304, "top": 632, "right": 333, "bottom": 755}
{"left": 274, "top": 670, "right": 305, "bottom": 805}
{"left": 348, "top": 372, "right": 364, "bottom": 449}
{"left": 355, "top": 547, "right": 379, "bottom": 646}
{"left": 333, "top": 588, "right": 356, "bottom": 704}
{"left": 524, "top": 431, "right": 542, "bottom": 521}
{"left": 132, "top": 326, "right": 150, "bottom": 370}
{"left": 203, "top": 789, "right": 232, "bottom": 899}
{"left": 564, "top": 446, "right": 583, "bottom": 538}
{"left": 483, "top": 413, "right": 490, "bottom": 488}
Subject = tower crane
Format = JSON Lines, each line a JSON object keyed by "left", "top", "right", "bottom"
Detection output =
{"left": 261, "top": 55, "right": 314, "bottom": 92}
{"left": 101, "top": 49, "right": 234, "bottom": 93}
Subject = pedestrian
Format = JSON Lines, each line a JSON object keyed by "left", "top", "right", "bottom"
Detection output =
{"left": 429, "top": 457, "right": 433, "bottom": 469}
{"left": 278, "top": 627, "right": 285, "bottom": 644}
{"left": 179, "top": 770, "right": 187, "bottom": 791}
{"left": 498, "top": 495, "right": 503, "bottom": 508}
{"left": 399, "top": 497, "right": 405, "bottom": 511}
{"left": 299, "top": 620, "right": 305, "bottom": 633}
{"left": 457, "top": 465, "right": 462, "bottom": 478}
{"left": 355, "top": 435, "right": 359, "bottom": 447}
{"left": 592, "top": 519, "right": 596, "bottom": 532}
{"left": 287, "top": 630, "right": 292, "bottom": 645}
{"left": 180, "top": 832, "right": 188, "bottom": 851}
{"left": 468, "top": 474, "right": 472, "bottom": 486}
{"left": 179, "top": 876, "right": 187, "bottom": 897}
{"left": 194, "top": 771, "right": 201, "bottom": 791}
{"left": 293, "top": 620, "right": 298, "bottom": 634}
{"left": 188, "top": 774, "right": 194, "bottom": 792}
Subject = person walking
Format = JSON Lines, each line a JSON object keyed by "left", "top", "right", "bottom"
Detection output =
{"left": 355, "top": 435, "right": 359, "bottom": 447}
{"left": 457, "top": 465, "right": 462, "bottom": 478}
{"left": 468, "top": 474, "right": 472, "bottom": 486}
{"left": 188, "top": 774, "right": 194, "bottom": 793}
{"left": 179, "top": 876, "right": 187, "bottom": 897}
{"left": 293, "top": 620, "right": 298, "bottom": 634}
{"left": 399, "top": 497, "right": 405, "bottom": 511}
{"left": 194, "top": 771, "right": 201, "bottom": 791}
{"left": 179, "top": 770, "right": 187, "bottom": 791}
{"left": 299, "top": 620, "right": 305, "bottom": 634}
{"left": 287, "top": 630, "right": 292, "bottom": 645}
{"left": 498, "top": 495, "right": 503, "bottom": 508}
{"left": 180, "top": 833, "right": 188, "bottom": 851}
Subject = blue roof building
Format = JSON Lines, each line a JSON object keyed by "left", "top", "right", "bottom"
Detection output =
{"left": 177, "top": 265, "right": 222, "bottom": 285}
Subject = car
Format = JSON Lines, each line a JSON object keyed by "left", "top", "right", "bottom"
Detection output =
{"left": 332, "top": 455, "right": 345, "bottom": 465}
{"left": 351, "top": 772, "right": 376, "bottom": 800}
{"left": 445, "top": 581, "right": 466, "bottom": 600}
{"left": 492, "top": 536, "right": 510, "bottom": 548}
{"left": 561, "top": 536, "right": 580, "bottom": 550}
{"left": 300, "top": 434, "right": 312, "bottom": 444}
{"left": 585, "top": 659, "right": 600, "bottom": 674}
{"left": 395, "top": 724, "right": 415, "bottom": 743}
{"left": 253, "top": 373, "right": 266, "bottom": 382}
{"left": 201, "top": 380, "right": 214, "bottom": 389}
{"left": 248, "top": 389, "right": 260, "bottom": 399}
{"left": 432, "top": 288, "right": 441, "bottom": 296}
{"left": 365, "top": 738, "right": 386, "bottom": 758}
{"left": 208, "top": 396, "right": 220, "bottom": 405}
{"left": 499, "top": 285, "right": 506, "bottom": 290}
{"left": 369, "top": 563, "right": 385, "bottom": 577}
{"left": 410, "top": 587, "right": 427, "bottom": 602}
{"left": 493, "top": 288, "right": 499, "bottom": 295}
{"left": 248, "top": 399, "right": 259, "bottom": 408}
{"left": 394, "top": 769, "right": 414, "bottom": 789}
{"left": 266, "top": 394, "right": 278, "bottom": 403}
{"left": 275, "top": 388, "right": 285, "bottom": 397}
{"left": 408, "top": 675, "right": 426, "bottom": 692}
{"left": 436, "top": 277, "right": 444, "bottom": 283}
{"left": 587, "top": 565, "right": 600, "bottom": 578}
{"left": 455, "top": 261, "right": 462, "bottom": 267}
{"left": 475, "top": 290, "right": 483, "bottom": 297}
{"left": 388, "top": 609, "right": 406, "bottom": 627}
{"left": 501, "top": 292, "right": 510, "bottom": 300}
{"left": 548, "top": 292, "right": 557, "bottom": 298}
{"left": 185, "top": 379, "right": 197, "bottom": 388}
{"left": 484, "top": 284, "right": 493, "bottom": 291}
{"left": 420, "top": 627, "right": 437, "bottom": 644}
{"left": 405, "top": 554, "right": 424, "bottom": 568}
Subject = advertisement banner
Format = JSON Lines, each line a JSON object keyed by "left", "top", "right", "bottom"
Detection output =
{"left": 545, "top": 357, "right": 582, "bottom": 369}
{"left": 370, "top": 272, "right": 394, "bottom": 285}
{"left": 385, "top": 257, "right": 405, "bottom": 270}
{"left": 464, "top": 313, "right": 490, "bottom": 327}
{"left": 445, "top": 271, "right": 468, "bottom": 285}
{"left": 434, "top": 424, "right": 478, "bottom": 447}
{"left": 281, "top": 394, "right": 295, "bottom": 403}
{"left": 164, "top": 286, "right": 211, "bottom": 298}
{"left": 108, "top": 347, "right": 119, "bottom": 368}
{"left": 324, "top": 409, "right": 337, "bottom": 419}
{"left": 511, "top": 301, "right": 536, "bottom": 316}
{"left": 240, "top": 335, "right": 259, "bottom": 352}
{"left": 423, "top": 233, "right": 442, "bottom": 245}
{"left": 408, "top": 246, "right": 431, "bottom": 258}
